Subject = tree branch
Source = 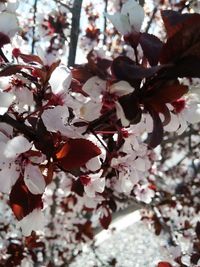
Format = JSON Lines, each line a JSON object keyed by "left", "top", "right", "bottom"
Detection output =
{"left": 32, "top": 0, "right": 38, "bottom": 54}
{"left": 68, "top": 0, "right": 83, "bottom": 67}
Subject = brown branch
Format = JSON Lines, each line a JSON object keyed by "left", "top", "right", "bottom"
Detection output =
{"left": 68, "top": 0, "right": 83, "bottom": 67}
{"left": 103, "top": 0, "right": 108, "bottom": 45}
{"left": 32, "top": 0, "right": 38, "bottom": 54}
{"left": 0, "top": 113, "right": 37, "bottom": 141}
{"left": 145, "top": 6, "right": 158, "bottom": 33}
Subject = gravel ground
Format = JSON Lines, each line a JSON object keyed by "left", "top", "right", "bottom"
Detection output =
{"left": 70, "top": 211, "right": 173, "bottom": 267}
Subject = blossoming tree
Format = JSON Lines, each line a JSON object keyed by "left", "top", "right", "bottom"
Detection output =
{"left": 0, "top": 0, "right": 200, "bottom": 266}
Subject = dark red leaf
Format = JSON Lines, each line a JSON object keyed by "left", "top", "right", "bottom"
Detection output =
{"left": 0, "top": 64, "right": 32, "bottom": 77}
{"left": 139, "top": 33, "right": 163, "bottom": 66}
{"left": 147, "top": 106, "right": 163, "bottom": 148}
{"left": 144, "top": 81, "right": 188, "bottom": 105}
{"left": 161, "top": 10, "right": 196, "bottom": 38}
{"left": 118, "top": 93, "right": 142, "bottom": 124}
{"left": 195, "top": 221, "right": 200, "bottom": 240}
{"left": 56, "top": 138, "right": 101, "bottom": 170}
{"left": 71, "top": 179, "right": 84, "bottom": 197}
{"left": 18, "top": 53, "right": 44, "bottom": 65}
{"left": 99, "top": 207, "right": 112, "bottom": 229}
{"left": 9, "top": 179, "right": 43, "bottom": 220}
{"left": 111, "top": 56, "right": 161, "bottom": 85}
{"left": 165, "top": 56, "right": 200, "bottom": 78}
{"left": 72, "top": 51, "right": 111, "bottom": 83}
{"left": 75, "top": 221, "right": 94, "bottom": 240}
{"left": 160, "top": 14, "right": 200, "bottom": 64}
{"left": 191, "top": 253, "right": 200, "bottom": 264}
{"left": 0, "top": 32, "right": 10, "bottom": 47}
{"left": 157, "top": 262, "right": 173, "bottom": 267}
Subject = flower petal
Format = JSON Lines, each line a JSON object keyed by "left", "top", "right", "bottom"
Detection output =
{"left": 18, "top": 208, "right": 45, "bottom": 236}
{"left": 105, "top": 13, "right": 131, "bottom": 35}
{"left": 24, "top": 164, "right": 46, "bottom": 195}
{"left": 121, "top": 0, "right": 144, "bottom": 32}
{"left": 0, "top": 91, "right": 15, "bottom": 115}
{"left": 4, "top": 136, "right": 32, "bottom": 158}
{"left": 0, "top": 12, "right": 19, "bottom": 38}
{"left": 109, "top": 81, "right": 134, "bottom": 96}
{"left": 49, "top": 65, "right": 72, "bottom": 94}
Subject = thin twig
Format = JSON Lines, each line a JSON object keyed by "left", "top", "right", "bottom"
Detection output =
{"left": 68, "top": 0, "right": 83, "bottom": 67}
{"left": 32, "top": 0, "right": 38, "bottom": 54}
{"left": 103, "top": 0, "right": 108, "bottom": 45}
{"left": 145, "top": 6, "right": 158, "bottom": 33}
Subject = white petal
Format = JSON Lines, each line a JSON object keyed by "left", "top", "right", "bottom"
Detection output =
{"left": 163, "top": 112, "right": 180, "bottom": 132}
{"left": 109, "top": 81, "right": 134, "bottom": 96}
{"left": 93, "top": 177, "right": 105, "bottom": 194}
{"left": 49, "top": 65, "right": 72, "bottom": 94}
{"left": 14, "top": 87, "right": 34, "bottom": 106}
{"left": 0, "top": 91, "right": 15, "bottom": 115}
{"left": 18, "top": 209, "right": 45, "bottom": 236}
{"left": 80, "top": 100, "right": 102, "bottom": 121}
{"left": 184, "top": 104, "right": 200, "bottom": 124}
{"left": 134, "top": 157, "right": 146, "bottom": 172}
{"left": 105, "top": 13, "right": 131, "bottom": 35}
{"left": 86, "top": 156, "right": 101, "bottom": 171}
{"left": 82, "top": 76, "right": 106, "bottom": 99}
{"left": 122, "top": 0, "right": 144, "bottom": 32}
{"left": 0, "top": 162, "right": 19, "bottom": 193}
{"left": 24, "top": 164, "right": 46, "bottom": 194}
{"left": 0, "top": 12, "right": 19, "bottom": 37}
{"left": 7, "top": 1, "right": 19, "bottom": 13}
{"left": 84, "top": 184, "right": 95, "bottom": 198}
{"left": 4, "top": 136, "right": 32, "bottom": 158}
{"left": 41, "top": 105, "right": 69, "bottom": 132}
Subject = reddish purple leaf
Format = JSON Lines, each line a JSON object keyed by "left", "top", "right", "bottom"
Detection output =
{"left": 0, "top": 64, "right": 32, "bottom": 77}
{"left": 195, "top": 221, "right": 200, "bottom": 240}
{"left": 160, "top": 14, "right": 200, "bottom": 64}
{"left": 56, "top": 138, "right": 101, "bottom": 170}
{"left": 0, "top": 32, "right": 10, "bottom": 47}
{"left": 99, "top": 207, "right": 112, "bottom": 229}
{"left": 139, "top": 33, "right": 163, "bottom": 66}
{"left": 9, "top": 179, "right": 43, "bottom": 220}
{"left": 112, "top": 56, "right": 161, "bottom": 82}
{"left": 18, "top": 53, "right": 44, "bottom": 65}
{"left": 161, "top": 10, "right": 196, "bottom": 38}
{"left": 157, "top": 262, "right": 173, "bottom": 267}
{"left": 118, "top": 93, "right": 142, "bottom": 124}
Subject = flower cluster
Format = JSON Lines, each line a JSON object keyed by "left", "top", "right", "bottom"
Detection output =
{"left": 0, "top": 0, "right": 199, "bottom": 266}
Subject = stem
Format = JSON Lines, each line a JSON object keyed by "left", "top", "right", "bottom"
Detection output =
{"left": 68, "top": 0, "right": 83, "bottom": 67}
{"left": 0, "top": 113, "right": 36, "bottom": 141}
{"left": 32, "top": 0, "right": 38, "bottom": 54}
{"left": 145, "top": 6, "right": 158, "bottom": 33}
{"left": 103, "top": 0, "right": 108, "bottom": 45}
{"left": 0, "top": 48, "right": 9, "bottom": 63}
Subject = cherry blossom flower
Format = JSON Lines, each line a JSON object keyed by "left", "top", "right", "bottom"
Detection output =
{"left": 24, "top": 163, "right": 46, "bottom": 195}
{"left": 164, "top": 92, "right": 200, "bottom": 134}
{"left": 0, "top": 91, "right": 15, "bottom": 115}
{"left": 0, "top": 134, "right": 32, "bottom": 193}
{"left": 17, "top": 208, "right": 45, "bottom": 236}
{"left": 105, "top": 0, "right": 144, "bottom": 35}
{"left": 134, "top": 184, "right": 155, "bottom": 204}
{"left": 80, "top": 171, "right": 105, "bottom": 198}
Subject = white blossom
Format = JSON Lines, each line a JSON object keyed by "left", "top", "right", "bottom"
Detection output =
{"left": 0, "top": 91, "right": 15, "bottom": 115}
{"left": 18, "top": 209, "right": 45, "bottom": 236}
{"left": 105, "top": 0, "right": 144, "bottom": 35}
{"left": 4, "top": 135, "right": 32, "bottom": 158}
{"left": 24, "top": 163, "right": 46, "bottom": 195}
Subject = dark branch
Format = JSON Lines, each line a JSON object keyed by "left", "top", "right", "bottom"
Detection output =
{"left": 68, "top": 0, "right": 83, "bottom": 67}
